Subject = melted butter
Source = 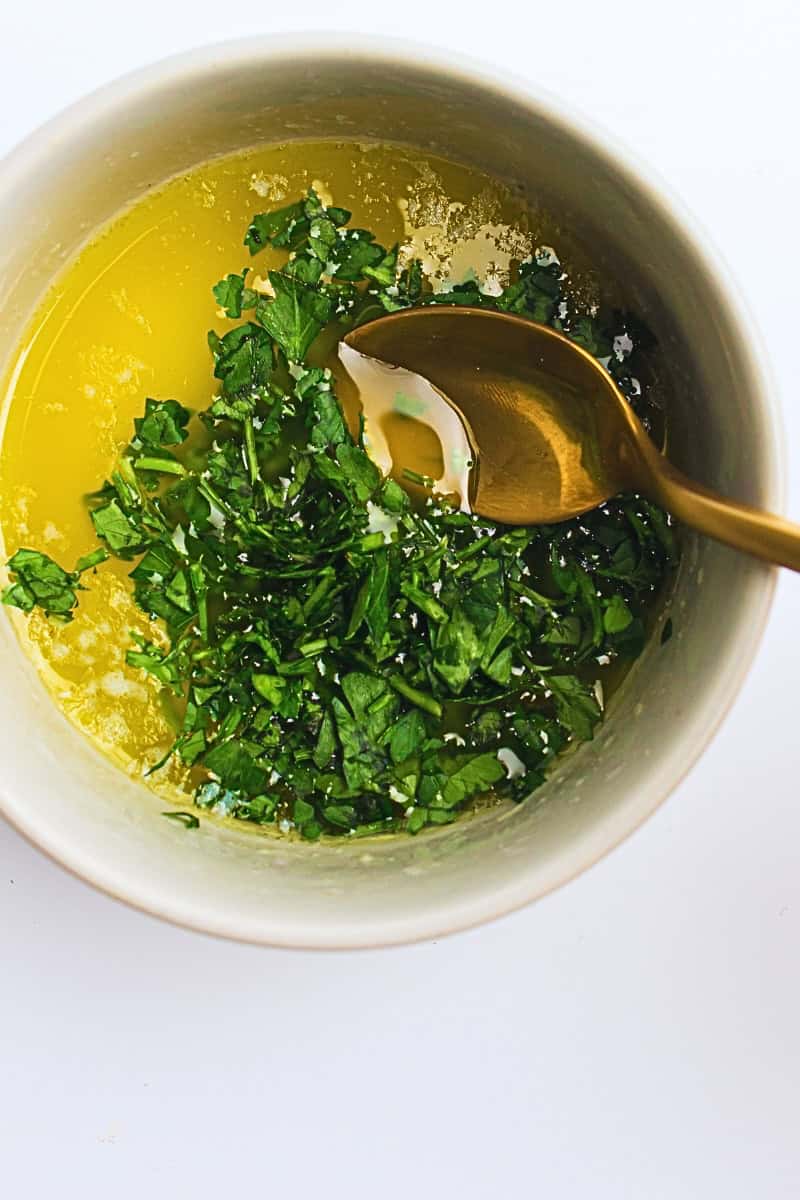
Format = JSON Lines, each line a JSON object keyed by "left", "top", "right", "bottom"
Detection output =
{"left": 338, "top": 343, "right": 475, "bottom": 510}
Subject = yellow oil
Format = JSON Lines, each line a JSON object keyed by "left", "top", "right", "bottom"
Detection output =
{"left": 338, "top": 342, "right": 476, "bottom": 510}
{"left": 0, "top": 139, "right": 579, "bottom": 802}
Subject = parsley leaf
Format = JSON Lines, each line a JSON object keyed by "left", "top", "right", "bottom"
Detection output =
{"left": 441, "top": 752, "right": 506, "bottom": 808}
{"left": 208, "top": 322, "right": 273, "bottom": 394}
{"left": 134, "top": 398, "right": 191, "bottom": 447}
{"left": 91, "top": 500, "right": 146, "bottom": 556}
{"left": 257, "top": 272, "right": 333, "bottom": 361}
{"left": 545, "top": 674, "right": 602, "bottom": 741}
{"left": 245, "top": 200, "right": 307, "bottom": 254}
{"left": 213, "top": 270, "right": 257, "bottom": 319}
{"left": 3, "top": 551, "right": 77, "bottom": 618}
{"left": 203, "top": 740, "right": 267, "bottom": 794}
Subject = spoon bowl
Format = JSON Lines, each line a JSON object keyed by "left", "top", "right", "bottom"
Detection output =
{"left": 345, "top": 307, "right": 638, "bottom": 523}
{"left": 344, "top": 306, "right": 800, "bottom": 571}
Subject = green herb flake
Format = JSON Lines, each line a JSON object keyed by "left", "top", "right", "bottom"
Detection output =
{"left": 161, "top": 810, "right": 200, "bottom": 829}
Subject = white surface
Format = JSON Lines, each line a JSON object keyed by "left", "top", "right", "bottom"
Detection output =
{"left": 1, "top": 3, "right": 798, "bottom": 1195}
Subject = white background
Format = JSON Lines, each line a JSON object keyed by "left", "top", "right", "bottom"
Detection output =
{"left": 2, "top": 3, "right": 799, "bottom": 1196}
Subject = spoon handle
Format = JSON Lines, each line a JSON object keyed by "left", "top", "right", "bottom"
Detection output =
{"left": 647, "top": 456, "right": 800, "bottom": 572}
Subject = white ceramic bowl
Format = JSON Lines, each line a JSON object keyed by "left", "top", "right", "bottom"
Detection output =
{"left": 0, "top": 35, "right": 782, "bottom": 947}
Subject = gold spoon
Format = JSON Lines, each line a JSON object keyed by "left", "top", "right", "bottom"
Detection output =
{"left": 342, "top": 306, "right": 800, "bottom": 571}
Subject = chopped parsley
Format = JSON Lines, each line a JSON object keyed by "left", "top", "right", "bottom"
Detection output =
{"left": 2, "top": 188, "right": 676, "bottom": 838}
{"left": 161, "top": 810, "right": 200, "bottom": 829}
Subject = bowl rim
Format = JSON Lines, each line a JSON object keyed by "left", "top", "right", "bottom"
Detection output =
{"left": 0, "top": 31, "right": 784, "bottom": 949}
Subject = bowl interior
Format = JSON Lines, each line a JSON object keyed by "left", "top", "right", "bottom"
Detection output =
{"left": 0, "top": 40, "right": 778, "bottom": 946}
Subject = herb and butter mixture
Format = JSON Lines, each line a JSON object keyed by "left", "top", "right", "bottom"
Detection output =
{"left": 1, "top": 150, "right": 674, "bottom": 839}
